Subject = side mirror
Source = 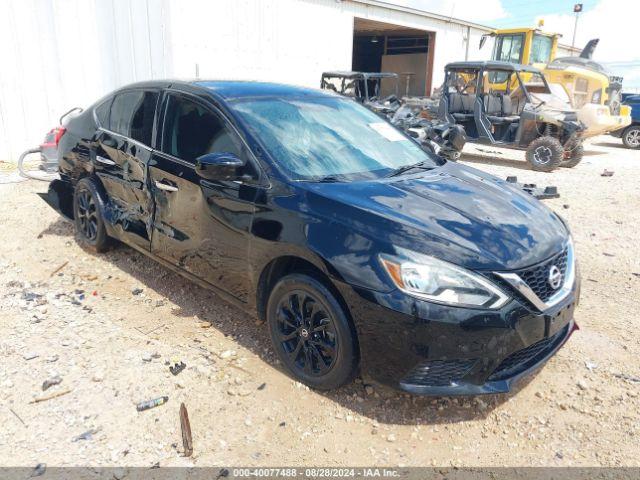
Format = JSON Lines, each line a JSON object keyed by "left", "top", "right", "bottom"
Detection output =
{"left": 479, "top": 34, "right": 488, "bottom": 50}
{"left": 195, "top": 152, "right": 244, "bottom": 181}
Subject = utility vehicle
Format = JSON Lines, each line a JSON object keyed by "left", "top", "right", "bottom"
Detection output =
{"left": 438, "top": 61, "right": 585, "bottom": 171}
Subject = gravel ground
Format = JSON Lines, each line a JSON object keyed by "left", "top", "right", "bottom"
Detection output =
{"left": 0, "top": 135, "right": 638, "bottom": 468}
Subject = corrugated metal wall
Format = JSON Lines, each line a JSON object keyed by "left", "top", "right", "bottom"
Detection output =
{"left": 0, "top": 0, "right": 174, "bottom": 161}
{"left": 0, "top": 0, "right": 487, "bottom": 161}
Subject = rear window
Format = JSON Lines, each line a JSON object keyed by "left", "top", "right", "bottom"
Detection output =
{"left": 110, "top": 90, "right": 158, "bottom": 146}
{"left": 95, "top": 98, "right": 112, "bottom": 128}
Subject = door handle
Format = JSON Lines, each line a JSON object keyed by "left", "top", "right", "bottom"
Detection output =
{"left": 96, "top": 155, "right": 116, "bottom": 166}
{"left": 155, "top": 180, "right": 178, "bottom": 192}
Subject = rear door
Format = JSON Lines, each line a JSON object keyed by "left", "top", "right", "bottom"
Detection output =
{"left": 94, "top": 89, "right": 160, "bottom": 249}
{"left": 148, "top": 90, "right": 261, "bottom": 301}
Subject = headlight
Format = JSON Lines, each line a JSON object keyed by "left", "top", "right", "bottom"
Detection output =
{"left": 380, "top": 248, "right": 509, "bottom": 309}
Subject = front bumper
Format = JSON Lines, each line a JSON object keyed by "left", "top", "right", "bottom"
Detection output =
{"left": 335, "top": 270, "right": 580, "bottom": 396}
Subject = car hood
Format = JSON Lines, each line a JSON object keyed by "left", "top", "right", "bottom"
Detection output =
{"left": 300, "top": 162, "right": 568, "bottom": 271}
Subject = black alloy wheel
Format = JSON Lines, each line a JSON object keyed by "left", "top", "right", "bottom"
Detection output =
{"left": 73, "top": 178, "right": 110, "bottom": 253}
{"left": 76, "top": 188, "right": 98, "bottom": 241}
{"left": 267, "top": 274, "right": 358, "bottom": 390}
{"left": 275, "top": 289, "right": 338, "bottom": 376}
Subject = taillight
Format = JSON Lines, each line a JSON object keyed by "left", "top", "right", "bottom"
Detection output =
{"left": 40, "top": 126, "right": 66, "bottom": 149}
{"left": 53, "top": 127, "right": 66, "bottom": 145}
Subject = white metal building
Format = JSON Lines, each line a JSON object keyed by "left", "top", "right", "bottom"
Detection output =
{"left": 1, "top": 0, "right": 576, "bottom": 162}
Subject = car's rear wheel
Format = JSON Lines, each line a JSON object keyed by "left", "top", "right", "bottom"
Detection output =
{"left": 622, "top": 125, "right": 640, "bottom": 149}
{"left": 73, "top": 178, "right": 110, "bottom": 253}
{"left": 266, "top": 273, "right": 358, "bottom": 390}
{"left": 560, "top": 143, "right": 584, "bottom": 168}
{"left": 526, "top": 136, "right": 563, "bottom": 172}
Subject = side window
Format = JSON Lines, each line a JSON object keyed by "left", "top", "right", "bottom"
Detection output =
{"left": 109, "top": 90, "right": 158, "bottom": 145}
{"left": 110, "top": 91, "right": 143, "bottom": 137}
{"left": 161, "top": 94, "right": 244, "bottom": 163}
{"left": 494, "top": 34, "right": 523, "bottom": 63}
{"left": 95, "top": 98, "right": 112, "bottom": 129}
{"left": 130, "top": 91, "right": 159, "bottom": 146}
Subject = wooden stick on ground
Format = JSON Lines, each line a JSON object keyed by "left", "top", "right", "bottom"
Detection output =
{"left": 49, "top": 261, "right": 69, "bottom": 277}
{"left": 30, "top": 389, "right": 72, "bottom": 404}
{"left": 180, "top": 402, "right": 193, "bottom": 457}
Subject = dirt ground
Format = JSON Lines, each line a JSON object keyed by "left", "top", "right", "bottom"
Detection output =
{"left": 0, "top": 135, "right": 639, "bottom": 468}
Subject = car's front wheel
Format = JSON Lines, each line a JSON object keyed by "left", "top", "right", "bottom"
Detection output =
{"left": 266, "top": 273, "right": 358, "bottom": 390}
{"left": 622, "top": 125, "right": 640, "bottom": 149}
{"left": 73, "top": 178, "right": 110, "bottom": 253}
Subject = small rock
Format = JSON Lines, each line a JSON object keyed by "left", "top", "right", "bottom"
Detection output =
{"left": 45, "top": 355, "right": 59, "bottom": 363}
{"left": 42, "top": 375, "right": 63, "bottom": 391}
{"left": 72, "top": 427, "right": 101, "bottom": 442}
{"left": 244, "top": 417, "right": 252, "bottom": 426}
{"left": 131, "top": 287, "right": 144, "bottom": 296}
{"left": 219, "top": 350, "right": 235, "bottom": 359}
{"left": 364, "top": 385, "right": 374, "bottom": 396}
{"left": 31, "top": 463, "right": 46, "bottom": 477}
{"left": 92, "top": 372, "right": 104, "bottom": 382}
{"left": 23, "top": 352, "right": 39, "bottom": 361}
{"left": 577, "top": 380, "right": 588, "bottom": 391}
{"left": 141, "top": 353, "right": 153, "bottom": 362}
{"left": 386, "top": 434, "right": 396, "bottom": 443}
{"left": 585, "top": 361, "right": 598, "bottom": 371}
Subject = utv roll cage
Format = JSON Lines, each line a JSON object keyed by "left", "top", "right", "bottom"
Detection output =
{"left": 320, "top": 71, "right": 399, "bottom": 103}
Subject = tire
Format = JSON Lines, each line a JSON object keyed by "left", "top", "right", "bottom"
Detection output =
{"left": 560, "top": 143, "right": 584, "bottom": 168}
{"left": 73, "top": 178, "right": 110, "bottom": 253}
{"left": 525, "top": 136, "right": 563, "bottom": 172}
{"left": 266, "top": 273, "right": 359, "bottom": 390}
{"left": 445, "top": 151, "right": 462, "bottom": 161}
{"left": 622, "top": 125, "right": 640, "bottom": 149}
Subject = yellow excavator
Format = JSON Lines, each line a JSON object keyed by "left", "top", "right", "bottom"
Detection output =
{"left": 480, "top": 27, "right": 631, "bottom": 137}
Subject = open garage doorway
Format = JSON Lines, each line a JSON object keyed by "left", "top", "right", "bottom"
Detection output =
{"left": 352, "top": 18, "right": 435, "bottom": 97}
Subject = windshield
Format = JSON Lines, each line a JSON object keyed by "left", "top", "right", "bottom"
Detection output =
{"left": 232, "top": 96, "right": 439, "bottom": 181}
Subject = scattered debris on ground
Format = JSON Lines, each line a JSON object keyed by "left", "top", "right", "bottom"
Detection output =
{"left": 136, "top": 396, "right": 169, "bottom": 412}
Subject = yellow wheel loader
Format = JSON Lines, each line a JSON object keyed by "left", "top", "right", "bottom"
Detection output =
{"left": 480, "top": 28, "right": 631, "bottom": 137}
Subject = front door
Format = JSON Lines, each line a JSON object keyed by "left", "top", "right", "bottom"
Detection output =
{"left": 149, "top": 91, "right": 261, "bottom": 302}
{"left": 94, "top": 89, "right": 159, "bottom": 249}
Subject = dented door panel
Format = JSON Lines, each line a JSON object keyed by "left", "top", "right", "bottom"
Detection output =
{"left": 149, "top": 152, "right": 255, "bottom": 302}
{"left": 94, "top": 130, "right": 154, "bottom": 249}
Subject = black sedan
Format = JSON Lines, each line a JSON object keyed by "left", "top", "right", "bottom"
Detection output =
{"left": 45, "top": 80, "right": 580, "bottom": 395}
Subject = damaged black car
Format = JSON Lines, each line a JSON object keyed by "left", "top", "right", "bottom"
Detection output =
{"left": 45, "top": 80, "right": 580, "bottom": 395}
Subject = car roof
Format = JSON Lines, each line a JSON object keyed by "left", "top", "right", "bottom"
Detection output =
{"left": 445, "top": 61, "right": 542, "bottom": 73}
{"left": 109, "top": 79, "right": 335, "bottom": 101}
{"left": 194, "top": 80, "right": 331, "bottom": 100}
{"left": 321, "top": 71, "right": 399, "bottom": 79}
